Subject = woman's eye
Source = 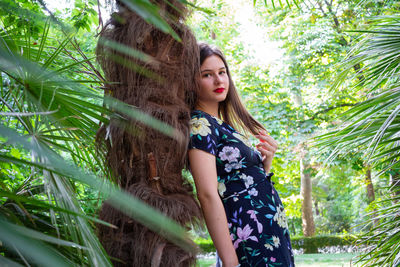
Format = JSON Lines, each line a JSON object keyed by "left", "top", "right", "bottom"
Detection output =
{"left": 203, "top": 73, "right": 211, "bottom": 78}
{"left": 219, "top": 71, "right": 226, "bottom": 75}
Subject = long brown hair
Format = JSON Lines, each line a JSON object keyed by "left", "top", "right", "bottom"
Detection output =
{"left": 198, "top": 43, "right": 265, "bottom": 135}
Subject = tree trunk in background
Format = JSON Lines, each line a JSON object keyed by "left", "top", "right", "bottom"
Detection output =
{"left": 390, "top": 170, "right": 400, "bottom": 203}
{"left": 365, "top": 167, "right": 375, "bottom": 204}
{"left": 290, "top": 221, "right": 296, "bottom": 236}
{"left": 294, "top": 85, "right": 315, "bottom": 237}
{"left": 300, "top": 156, "right": 315, "bottom": 237}
{"left": 314, "top": 200, "right": 320, "bottom": 216}
{"left": 365, "top": 166, "right": 379, "bottom": 226}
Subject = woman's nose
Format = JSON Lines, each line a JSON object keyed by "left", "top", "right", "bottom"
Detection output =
{"left": 214, "top": 75, "right": 222, "bottom": 84}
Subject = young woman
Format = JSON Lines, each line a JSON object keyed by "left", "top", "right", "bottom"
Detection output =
{"left": 188, "top": 43, "right": 295, "bottom": 267}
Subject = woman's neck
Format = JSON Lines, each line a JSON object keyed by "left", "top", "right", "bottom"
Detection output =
{"left": 195, "top": 102, "right": 219, "bottom": 118}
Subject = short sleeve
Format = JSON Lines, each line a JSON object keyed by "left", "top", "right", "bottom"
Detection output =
{"left": 188, "top": 114, "right": 219, "bottom": 156}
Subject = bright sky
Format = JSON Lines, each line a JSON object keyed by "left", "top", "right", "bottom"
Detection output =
{"left": 232, "top": 0, "right": 283, "bottom": 68}
{"left": 44, "top": 0, "right": 282, "bottom": 69}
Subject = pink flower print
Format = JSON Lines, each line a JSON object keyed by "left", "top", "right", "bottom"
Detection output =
{"left": 270, "top": 257, "right": 276, "bottom": 262}
{"left": 240, "top": 174, "right": 254, "bottom": 188}
{"left": 248, "top": 187, "right": 258, "bottom": 196}
{"left": 247, "top": 210, "right": 256, "bottom": 220}
{"left": 230, "top": 233, "right": 235, "bottom": 241}
{"left": 247, "top": 210, "right": 263, "bottom": 233}
{"left": 224, "top": 161, "right": 243, "bottom": 172}
{"left": 219, "top": 146, "right": 240, "bottom": 162}
{"left": 233, "top": 224, "right": 258, "bottom": 249}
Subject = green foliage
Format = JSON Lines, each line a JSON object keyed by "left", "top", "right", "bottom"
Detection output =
{"left": 68, "top": 0, "right": 99, "bottom": 31}
{"left": 2, "top": 0, "right": 399, "bottom": 265}
{"left": 319, "top": 15, "right": 400, "bottom": 171}
{"left": 291, "top": 234, "right": 357, "bottom": 254}
{"left": 311, "top": 161, "right": 372, "bottom": 234}
{"left": 188, "top": 0, "right": 388, "bottom": 238}
{"left": 314, "top": 7, "right": 400, "bottom": 266}
{"left": 195, "top": 237, "right": 217, "bottom": 253}
{"left": 196, "top": 234, "right": 357, "bottom": 254}
{"left": 242, "top": 1, "right": 366, "bottom": 236}
{"left": 357, "top": 193, "right": 400, "bottom": 266}
{"left": 0, "top": 18, "right": 111, "bottom": 260}
{"left": 254, "top": 0, "right": 302, "bottom": 9}
{"left": 193, "top": 1, "right": 400, "bottom": 264}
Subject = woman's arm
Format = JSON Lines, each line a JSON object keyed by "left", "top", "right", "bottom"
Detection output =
{"left": 188, "top": 148, "right": 239, "bottom": 267}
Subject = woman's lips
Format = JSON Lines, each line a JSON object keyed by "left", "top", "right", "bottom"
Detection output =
{"left": 214, "top": 88, "right": 224, "bottom": 93}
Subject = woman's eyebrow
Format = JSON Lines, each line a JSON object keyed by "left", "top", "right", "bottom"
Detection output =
{"left": 200, "top": 67, "right": 226, "bottom": 73}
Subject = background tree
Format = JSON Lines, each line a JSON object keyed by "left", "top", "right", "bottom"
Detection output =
{"left": 188, "top": 0, "right": 369, "bottom": 238}
{"left": 247, "top": 0, "right": 399, "bottom": 239}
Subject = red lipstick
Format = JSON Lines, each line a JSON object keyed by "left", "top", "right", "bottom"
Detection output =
{"left": 214, "top": 88, "right": 224, "bottom": 93}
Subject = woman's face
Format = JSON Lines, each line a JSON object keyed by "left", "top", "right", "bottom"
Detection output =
{"left": 198, "top": 55, "right": 229, "bottom": 106}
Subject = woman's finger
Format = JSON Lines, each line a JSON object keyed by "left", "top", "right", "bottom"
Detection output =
{"left": 257, "top": 147, "right": 274, "bottom": 158}
{"left": 257, "top": 131, "right": 276, "bottom": 143}
{"left": 262, "top": 134, "right": 278, "bottom": 148}
{"left": 255, "top": 134, "right": 278, "bottom": 149}
{"left": 256, "top": 141, "right": 276, "bottom": 153}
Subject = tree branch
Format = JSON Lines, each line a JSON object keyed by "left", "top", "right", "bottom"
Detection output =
{"left": 324, "top": 0, "right": 340, "bottom": 30}
{"left": 96, "top": 0, "right": 103, "bottom": 33}
{"left": 316, "top": 1, "right": 327, "bottom": 16}
{"left": 302, "top": 0, "right": 313, "bottom": 12}
{"left": 301, "top": 103, "right": 357, "bottom": 123}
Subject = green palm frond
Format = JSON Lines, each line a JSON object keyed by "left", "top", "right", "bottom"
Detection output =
{"left": 0, "top": 123, "right": 195, "bottom": 252}
{"left": 118, "top": 0, "right": 182, "bottom": 41}
{"left": 315, "top": 14, "right": 400, "bottom": 267}
{"left": 334, "top": 15, "right": 400, "bottom": 91}
{"left": 0, "top": 187, "right": 113, "bottom": 228}
{"left": 356, "top": 193, "right": 400, "bottom": 266}
{"left": 0, "top": 216, "right": 73, "bottom": 267}
{"left": 318, "top": 86, "right": 400, "bottom": 172}
{"left": 317, "top": 15, "right": 400, "bottom": 170}
{"left": 0, "top": 255, "right": 24, "bottom": 267}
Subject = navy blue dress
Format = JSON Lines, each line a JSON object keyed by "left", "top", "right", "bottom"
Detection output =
{"left": 189, "top": 110, "right": 294, "bottom": 267}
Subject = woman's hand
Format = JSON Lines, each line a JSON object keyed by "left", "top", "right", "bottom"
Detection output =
{"left": 255, "top": 130, "right": 278, "bottom": 173}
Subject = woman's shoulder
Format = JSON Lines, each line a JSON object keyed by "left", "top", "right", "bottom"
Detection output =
{"left": 188, "top": 110, "right": 220, "bottom": 155}
{"left": 189, "top": 110, "right": 224, "bottom": 141}
{"left": 190, "top": 110, "right": 224, "bottom": 126}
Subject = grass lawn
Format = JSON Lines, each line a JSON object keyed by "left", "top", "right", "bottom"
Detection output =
{"left": 295, "top": 253, "right": 360, "bottom": 267}
{"left": 197, "top": 253, "right": 360, "bottom": 267}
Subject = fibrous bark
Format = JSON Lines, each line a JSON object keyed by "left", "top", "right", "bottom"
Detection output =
{"left": 95, "top": 1, "right": 202, "bottom": 266}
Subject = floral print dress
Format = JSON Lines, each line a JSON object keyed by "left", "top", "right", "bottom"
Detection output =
{"left": 189, "top": 110, "right": 294, "bottom": 267}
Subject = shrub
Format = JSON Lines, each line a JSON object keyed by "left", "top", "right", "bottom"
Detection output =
{"left": 195, "top": 238, "right": 216, "bottom": 253}
{"left": 291, "top": 234, "right": 357, "bottom": 253}
{"left": 195, "top": 234, "right": 357, "bottom": 254}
